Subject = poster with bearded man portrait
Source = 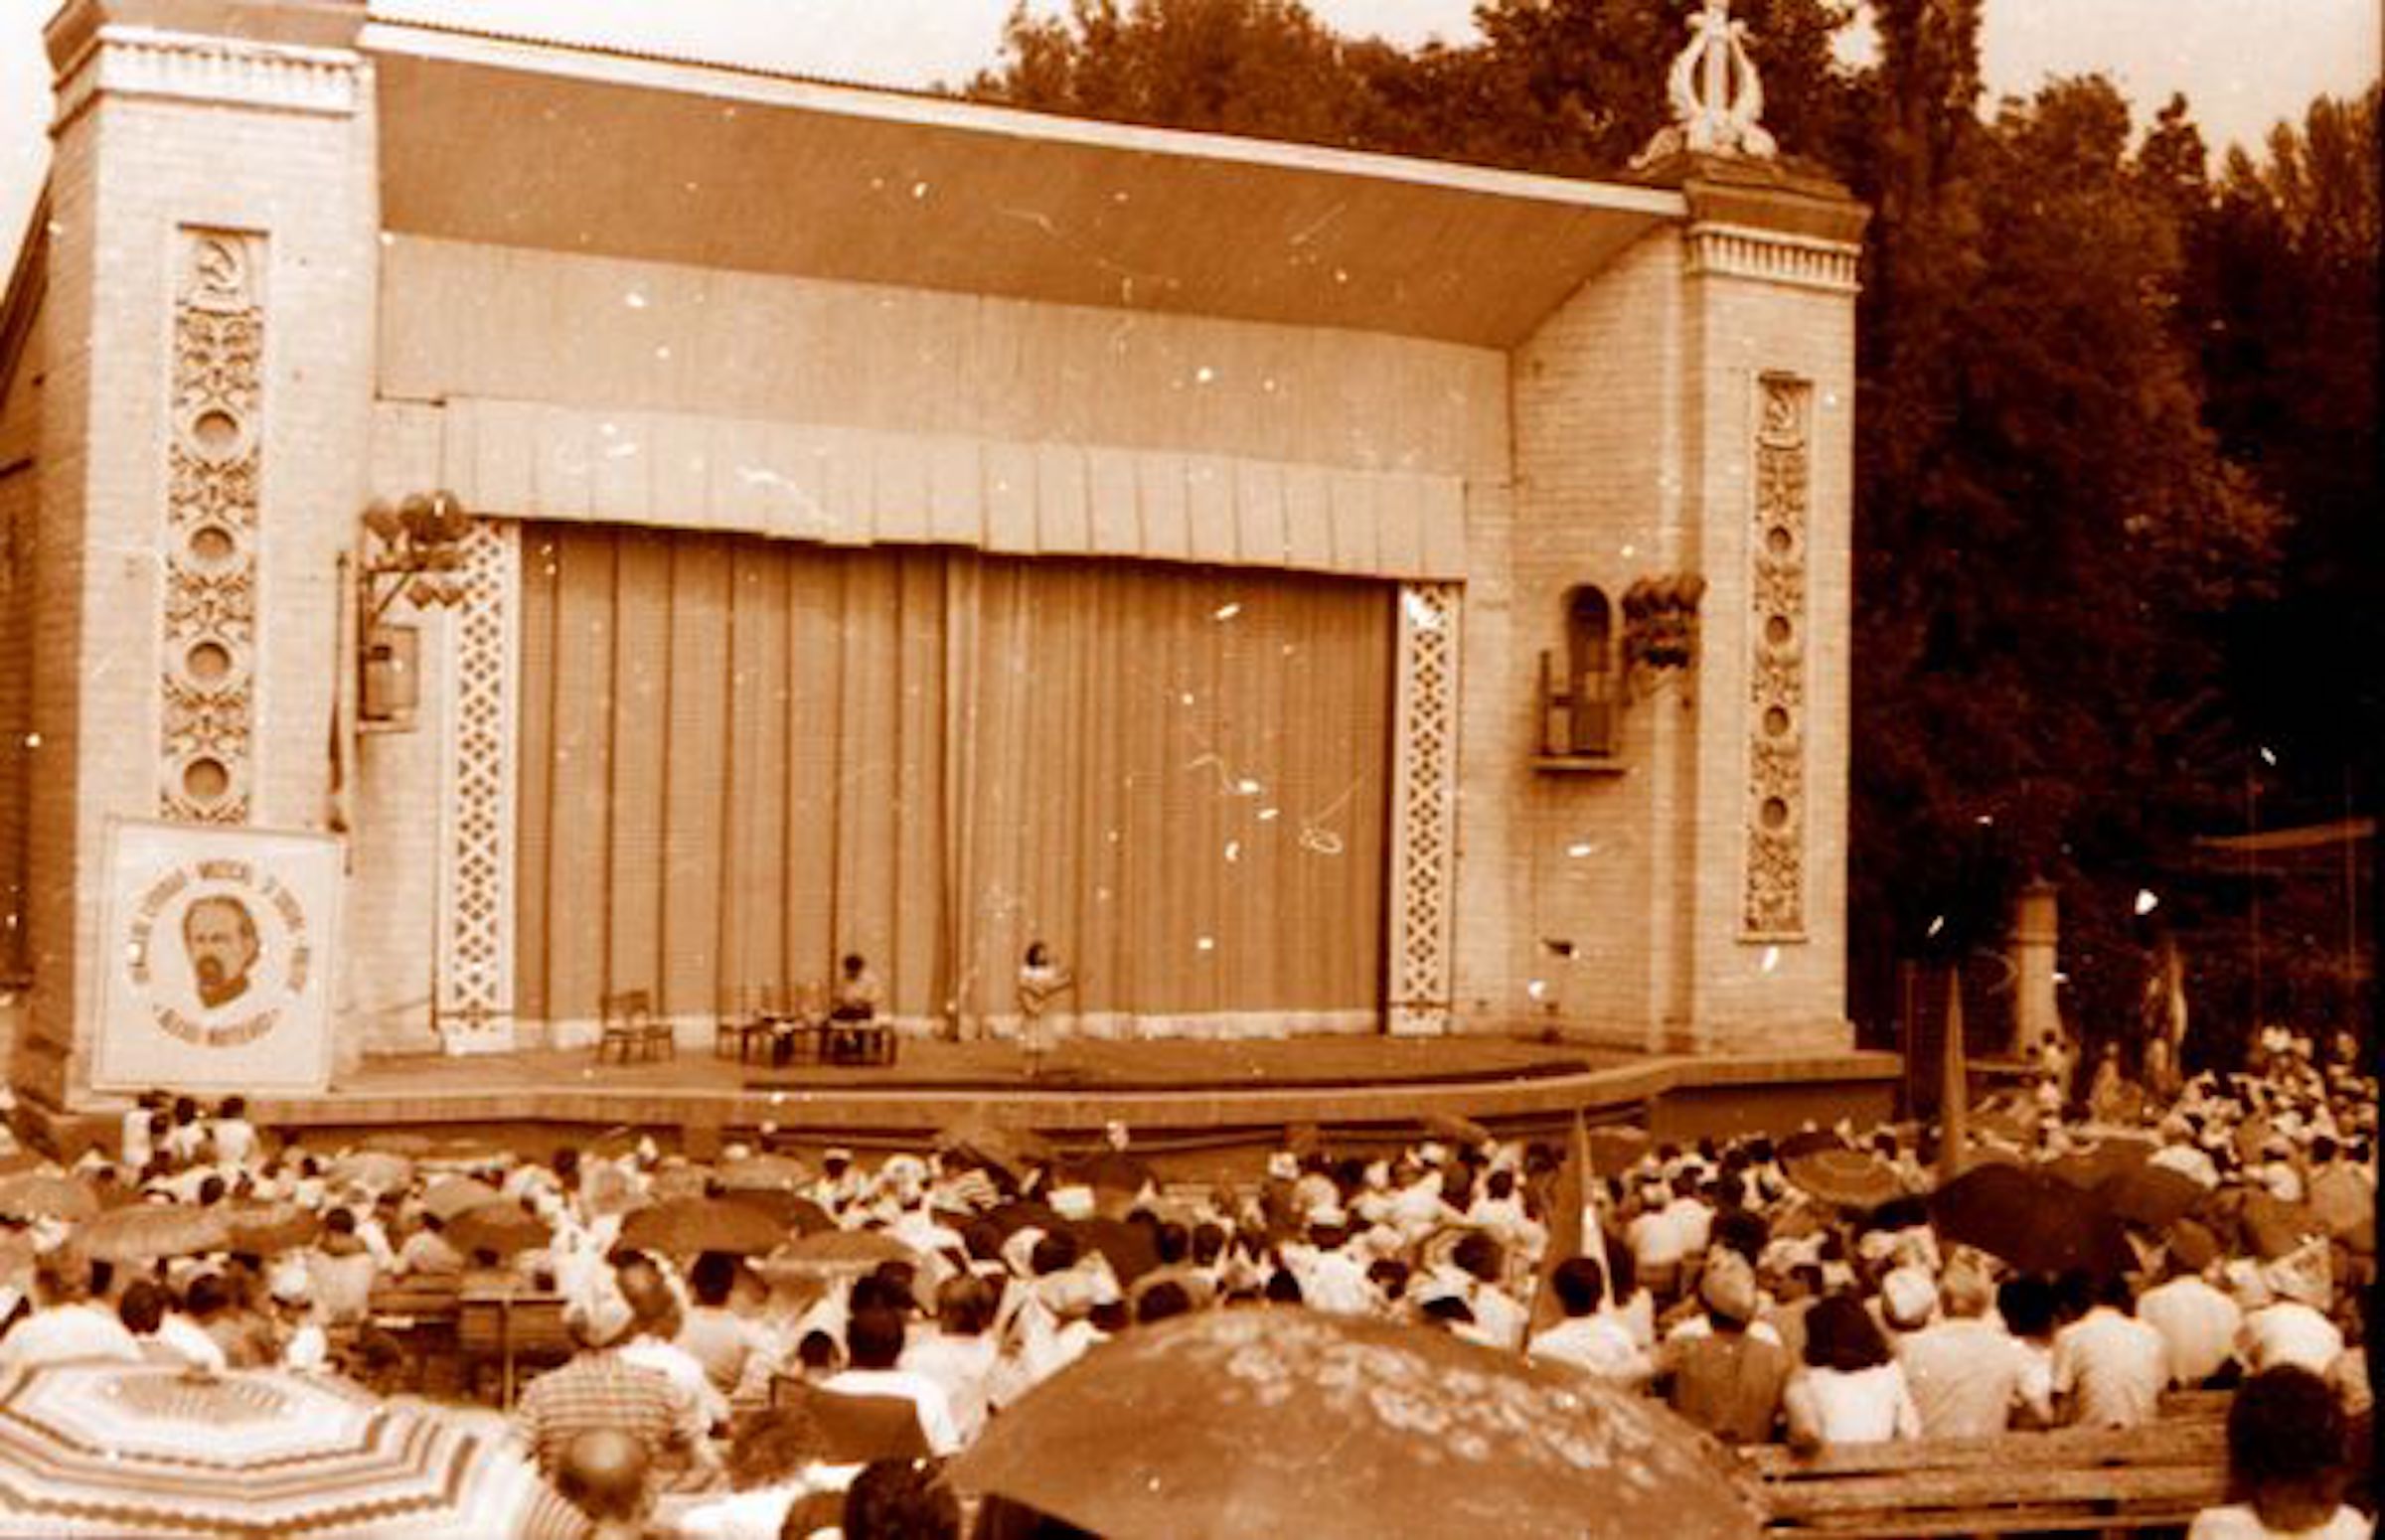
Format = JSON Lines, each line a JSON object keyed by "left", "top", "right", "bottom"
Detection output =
{"left": 93, "top": 819, "right": 343, "bottom": 1092}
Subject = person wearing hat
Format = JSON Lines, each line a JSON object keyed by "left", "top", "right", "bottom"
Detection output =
{"left": 1658, "top": 1250, "right": 1791, "bottom": 1445}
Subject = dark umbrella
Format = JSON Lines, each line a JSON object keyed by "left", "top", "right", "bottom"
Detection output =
{"left": 2043, "top": 1134, "right": 2156, "bottom": 1191}
{"left": 936, "top": 1111, "right": 1052, "bottom": 1181}
{"left": 2094, "top": 1165, "right": 2203, "bottom": 1229}
{"left": 618, "top": 1198, "right": 786, "bottom": 1257}
{"left": 1928, "top": 1164, "right": 2133, "bottom": 1280}
{"left": 722, "top": 1188, "right": 834, "bottom": 1236}
{"left": 950, "top": 1308, "right": 1762, "bottom": 1540}
{"left": 1783, "top": 1148, "right": 1905, "bottom": 1210}
{"left": 445, "top": 1202, "right": 550, "bottom": 1259}
{"left": 224, "top": 1203, "right": 320, "bottom": 1255}
{"left": 1070, "top": 1217, "right": 1161, "bottom": 1287}
{"left": 1420, "top": 1112, "right": 1492, "bottom": 1147}
{"left": 1774, "top": 1130, "right": 1844, "bottom": 1161}
{"left": 1061, "top": 1152, "right": 1156, "bottom": 1197}
{"left": 2239, "top": 1191, "right": 2325, "bottom": 1263}
{"left": 984, "top": 1200, "right": 1067, "bottom": 1239}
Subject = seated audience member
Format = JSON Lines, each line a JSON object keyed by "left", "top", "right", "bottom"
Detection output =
{"left": 2188, "top": 1365, "right": 2371, "bottom": 1540}
{"left": 1660, "top": 1249, "right": 1791, "bottom": 1445}
{"left": 1784, "top": 1293, "right": 1922, "bottom": 1450}
{"left": 1527, "top": 1258, "right": 1651, "bottom": 1387}
{"left": 840, "top": 1458, "right": 962, "bottom": 1540}
{"left": 1897, "top": 1257, "right": 2026, "bottom": 1438}
{"left": 0, "top": 1251, "right": 140, "bottom": 1368}
{"left": 823, "top": 1305, "right": 962, "bottom": 1457}
{"left": 2051, "top": 1272, "right": 2168, "bottom": 1430}
{"left": 678, "top": 1250, "right": 759, "bottom": 1400}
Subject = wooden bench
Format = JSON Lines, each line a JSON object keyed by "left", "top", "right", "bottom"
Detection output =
{"left": 456, "top": 1287, "right": 574, "bottom": 1408}
{"left": 1750, "top": 1399, "right": 2229, "bottom": 1538}
{"left": 596, "top": 989, "right": 674, "bottom": 1064}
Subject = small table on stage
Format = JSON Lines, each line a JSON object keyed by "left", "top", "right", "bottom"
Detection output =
{"left": 758, "top": 1003, "right": 824, "bottom": 1066}
{"left": 819, "top": 1011, "right": 897, "bottom": 1067}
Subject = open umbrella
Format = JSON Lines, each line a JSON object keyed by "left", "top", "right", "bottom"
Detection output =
{"left": 76, "top": 1204, "right": 231, "bottom": 1264}
{"left": 444, "top": 1202, "right": 550, "bottom": 1259}
{"left": 984, "top": 1200, "right": 1067, "bottom": 1240}
{"left": 223, "top": 1203, "right": 319, "bottom": 1255}
{"left": 420, "top": 1177, "right": 504, "bottom": 1224}
{"left": 2094, "top": 1165, "right": 2204, "bottom": 1229}
{"left": 0, "top": 1173, "right": 96, "bottom": 1223}
{"left": 1420, "top": 1111, "right": 1493, "bottom": 1148}
{"left": 0, "top": 1362, "right": 541, "bottom": 1537}
{"left": 775, "top": 1230, "right": 914, "bottom": 1268}
{"left": 716, "top": 1153, "right": 810, "bottom": 1190}
{"left": 1929, "top": 1164, "right": 2133, "bottom": 1280}
{"left": 355, "top": 1131, "right": 436, "bottom": 1155}
{"left": 951, "top": 1307, "right": 1761, "bottom": 1540}
{"left": 1070, "top": 1217, "right": 1160, "bottom": 1287}
{"left": 618, "top": 1197, "right": 786, "bottom": 1257}
{"left": 2239, "top": 1191, "right": 2325, "bottom": 1263}
{"left": 1585, "top": 1126, "right": 1650, "bottom": 1175}
{"left": 1775, "top": 1129, "right": 1845, "bottom": 1162}
{"left": 722, "top": 1188, "right": 833, "bottom": 1237}
{"left": 1783, "top": 1148, "right": 1905, "bottom": 1211}
{"left": 327, "top": 1151, "right": 412, "bottom": 1194}
{"left": 1060, "top": 1151, "right": 1156, "bottom": 1197}
{"left": 936, "top": 1110, "right": 1052, "bottom": 1180}
{"left": 2043, "top": 1134, "right": 2157, "bottom": 1192}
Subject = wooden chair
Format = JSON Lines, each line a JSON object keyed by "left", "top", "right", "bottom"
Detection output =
{"left": 767, "top": 1376, "right": 932, "bottom": 1461}
{"left": 715, "top": 984, "right": 773, "bottom": 1062}
{"left": 596, "top": 989, "right": 672, "bottom": 1064}
{"left": 763, "top": 981, "right": 827, "bottom": 1068}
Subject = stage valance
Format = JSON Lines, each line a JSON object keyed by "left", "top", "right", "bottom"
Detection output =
{"left": 421, "top": 396, "right": 1469, "bottom": 580}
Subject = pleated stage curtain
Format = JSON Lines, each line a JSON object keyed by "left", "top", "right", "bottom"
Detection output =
{"left": 515, "top": 526, "right": 1392, "bottom": 1035}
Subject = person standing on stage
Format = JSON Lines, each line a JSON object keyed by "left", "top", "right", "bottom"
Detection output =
{"left": 1016, "top": 941, "right": 1074, "bottom": 1080}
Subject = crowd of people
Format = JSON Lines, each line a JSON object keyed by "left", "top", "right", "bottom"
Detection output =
{"left": 0, "top": 1028, "right": 2371, "bottom": 1538}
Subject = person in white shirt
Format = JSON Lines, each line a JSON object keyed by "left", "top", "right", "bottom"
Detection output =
{"left": 1528, "top": 1258, "right": 1652, "bottom": 1387}
{"left": 1626, "top": 1173, "right": 1710, "bottom": 1302}
{"left": 898, "top": 1275, "right": 1002, "bottom": 1448}
{"left": 823, "top": 1296, "right": 962, "bottom": 1456}
{"left": 2138, "top": 1257, "right": 2243, "bottom": 1388}
{"left": 0, "top": 1253, "right": 142, "bottom": 1368}
{"left": 209, "top": 1096, "right": 259, "bottom": 1169}
{"left": 616, "top": 1253, "right": 731, "bottom": 1433}
{"left": 2050, "top": 1276, "right": 2169, "bottom": 1429}
{"left": 1897, "top": 1263, "right": 2027, "bottom": 1438}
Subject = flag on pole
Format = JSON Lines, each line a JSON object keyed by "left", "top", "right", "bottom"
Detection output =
{"left": 1529, "top": 1110, "right": 1610, "bottom": 1334}
{"left": 1938, "top": 969, "right": 1968, "bottom": 1184}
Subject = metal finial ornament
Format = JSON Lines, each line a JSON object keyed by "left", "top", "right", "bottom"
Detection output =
{"left": 1638, "top": 0, "right": 1778, "bottom": 165}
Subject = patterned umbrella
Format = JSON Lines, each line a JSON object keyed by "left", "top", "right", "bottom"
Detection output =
{"left": 0, "top": 1362, "right": 541, "bottom": 1537}
{"left": 951, "top": 1307, "right": 1762, "bottom": 1540}
{"left": 0, "top": 1174, "right": 96, "bottom": 1223}
{"left": 77, "top": 1204, "right": 231, "bottom": 1264}
{"left": 1783, "top": 1148, "right": 1906, "bottom": 1210}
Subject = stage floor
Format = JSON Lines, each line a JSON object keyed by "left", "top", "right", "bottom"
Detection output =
{"left": 234, "top": 1033, "right": 1905, "bottom": 1160}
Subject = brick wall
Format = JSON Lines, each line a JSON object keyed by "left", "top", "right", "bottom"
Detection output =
{"left": 26, "top": 35, "right": 379, "bottom": 1104}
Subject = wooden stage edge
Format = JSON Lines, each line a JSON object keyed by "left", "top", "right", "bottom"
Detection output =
{"left": 223, "top": 1039, "right": 1907, "bottom": 1153}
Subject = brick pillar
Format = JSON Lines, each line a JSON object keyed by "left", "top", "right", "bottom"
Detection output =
{"left": 18, "top": 0, "right": 376, "bottom": 1109}
{"left": 1654, "top": 153, "right": 1866, "bottom": 1053}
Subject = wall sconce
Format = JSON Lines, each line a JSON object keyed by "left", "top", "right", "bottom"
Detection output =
{"left": 357, "top": 492, "right": 471, "bottom": 728}
{"left": 1622, "top": 574, "right": 1706, "bottom": 699}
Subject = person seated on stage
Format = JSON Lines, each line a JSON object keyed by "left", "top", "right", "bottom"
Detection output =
{"left": 827, "top": 954, "right": 883, "bottom": 1062}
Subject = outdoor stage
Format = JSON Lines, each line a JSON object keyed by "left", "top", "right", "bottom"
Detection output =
{"left": 238, "top": 1035, "right": 1903, "bottom": 1166}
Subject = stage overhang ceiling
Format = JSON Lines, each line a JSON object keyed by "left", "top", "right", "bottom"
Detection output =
{"left": 365, "top": 19, "right": 1685, "bottom": 351}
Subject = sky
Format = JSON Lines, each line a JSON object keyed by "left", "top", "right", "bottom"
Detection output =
{"left": 2, "top": 0, "right": 2379, "bottom": 282}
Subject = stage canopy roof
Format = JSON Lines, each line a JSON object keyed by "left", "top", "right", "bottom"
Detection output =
{"left": 364, "top": 14, "right": 1684, "bottom": 351}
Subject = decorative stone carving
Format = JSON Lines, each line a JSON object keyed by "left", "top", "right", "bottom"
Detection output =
{"left": 433, "top": 519, "right": 520, "bottom": 1053}
{"left": 1637, "top": 0, "right": 1777, "bottom": 167}
{"left": 1684, "top": 225, "right": 1862, "bottom": 293}
{"left": 52, "top": 25, "right": 363, "bottom": 128}
{"left": 1388, "top": 583, "right": 1461, "bottom": 1035}
{"left": 159, "top": 230, "right": 262, "bottom": 824}
{"left": 1745, "top": 376, "right": 1810, "bottom": 938}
